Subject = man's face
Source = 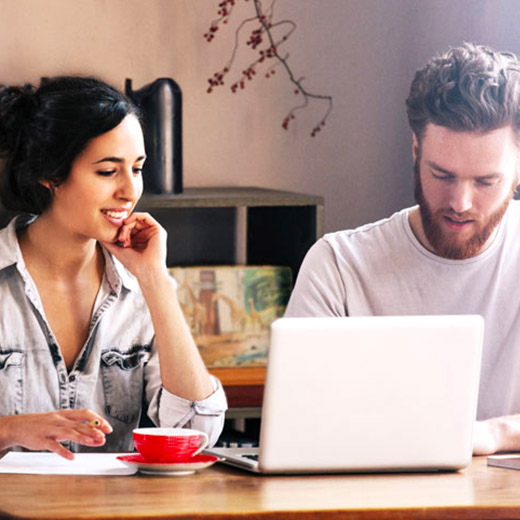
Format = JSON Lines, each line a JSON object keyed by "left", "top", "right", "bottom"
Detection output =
{"left": 413, "top": 124, "right": 519, "bottom": 259}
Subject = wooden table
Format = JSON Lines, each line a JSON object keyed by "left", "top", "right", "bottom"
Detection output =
{"left": 2, "top": 456, "right": 520, "bottom": 520}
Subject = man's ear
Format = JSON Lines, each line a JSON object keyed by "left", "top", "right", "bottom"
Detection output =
{"left": 412, "top": 134, "right": 419, "bottom": 163}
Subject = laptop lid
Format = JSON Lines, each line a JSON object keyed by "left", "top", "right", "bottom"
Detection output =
{"left": 255, "top": 315, "right": 483, "bottom": 473}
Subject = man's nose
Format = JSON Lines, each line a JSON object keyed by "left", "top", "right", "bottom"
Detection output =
{"left": 449, "top": 182, "right": 473, "bottom": 214}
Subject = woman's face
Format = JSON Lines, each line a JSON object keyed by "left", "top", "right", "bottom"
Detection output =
{"left": 47, "top": 114, "right": 145, "bottom": 244}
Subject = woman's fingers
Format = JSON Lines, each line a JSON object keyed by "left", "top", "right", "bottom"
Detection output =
{"left": 122, "top": 212, "right": 158, "bottom": 226}
{"left": 116, "top": 212, "right": 163, "bottom": 246}
{"left": 117, "top": 213, "right": 147, "bottom": 241}
{"left": 53, "top": 425, "right": 106, "bottom": 446}
{"left": 49, "top": 410, "right": 111, "bottom": 446}
{"left": 46, "top": 439, "right": 75, "bottom": 461}
{"left": 59, "top": 409, "right": 113, "bottom": 435}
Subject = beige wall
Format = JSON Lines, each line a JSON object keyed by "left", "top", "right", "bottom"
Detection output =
{"left": 1, "top": 0, "right": 520, "bottom": 233}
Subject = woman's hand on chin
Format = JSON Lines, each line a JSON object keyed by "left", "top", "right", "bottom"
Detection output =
{"left": 100, "top": 212, "right": 169, "bottom": 281}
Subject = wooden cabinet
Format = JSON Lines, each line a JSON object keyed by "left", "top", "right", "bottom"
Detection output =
{"left": 136, "top": 187, "right": 324, "bottom": 407}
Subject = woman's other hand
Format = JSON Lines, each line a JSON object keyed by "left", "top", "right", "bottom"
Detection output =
{"left": 0, "top": 409, "right": 112, "bottom": 460}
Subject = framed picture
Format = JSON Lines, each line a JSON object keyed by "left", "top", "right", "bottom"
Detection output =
{"left": 169, "top": 265, "right": 292, "bottom": 369}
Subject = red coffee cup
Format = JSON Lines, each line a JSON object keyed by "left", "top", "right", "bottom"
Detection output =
{"left": 133, "top": 428, "right": 209, "bottom": 463}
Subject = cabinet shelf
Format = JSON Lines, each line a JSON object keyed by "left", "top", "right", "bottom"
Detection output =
{"left": 137, "top": 186, "right": 323, "bottom": 283}
{"left": 138, "top": 187, "right": 323, "bottom": 208}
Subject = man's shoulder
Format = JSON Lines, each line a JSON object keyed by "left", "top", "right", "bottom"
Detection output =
{"left": 499, "top": 199, "right": 520, "bottom": 236}
{"left": 322, "top": 206, "right": 414, "bottom": 248}
{"left": 507, "top": 199, "right": 520, "bottom": 217}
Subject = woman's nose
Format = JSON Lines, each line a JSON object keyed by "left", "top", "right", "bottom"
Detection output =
{"left": 117, "top": 170, "right": 142, "bottom": 201}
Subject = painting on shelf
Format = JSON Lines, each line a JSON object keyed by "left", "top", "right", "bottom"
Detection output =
{"left": 169, "top": 265, "right": 292, "bottom": 368}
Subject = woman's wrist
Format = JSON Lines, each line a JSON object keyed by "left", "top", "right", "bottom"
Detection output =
{"left": 134, "top": 265, "right": 171, "bottom": 284}
{"left": 134, "top": 265, "right": 171, "bottom": 289}
{"left": 0, "top": 416, "right": 16, "bottom": 452}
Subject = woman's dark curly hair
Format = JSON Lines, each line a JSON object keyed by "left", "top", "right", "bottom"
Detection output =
{"left": 0, "top": 76, "right": 140, "bottom": 214}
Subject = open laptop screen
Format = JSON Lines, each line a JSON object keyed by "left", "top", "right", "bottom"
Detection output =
{"left": 208, "top": 315, "right": 484, "bottom": 474}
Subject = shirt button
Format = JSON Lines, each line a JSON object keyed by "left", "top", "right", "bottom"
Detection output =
{"left": 69, "top": 374, "right": 76, "bottom": 382}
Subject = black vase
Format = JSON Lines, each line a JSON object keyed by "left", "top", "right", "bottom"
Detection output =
{"left": 125, "top": 78, "right": 183, "bottom": 194}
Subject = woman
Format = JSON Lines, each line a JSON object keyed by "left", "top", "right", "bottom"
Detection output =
{"left": 0, "top": 76, "right": 227, "bottom": 460}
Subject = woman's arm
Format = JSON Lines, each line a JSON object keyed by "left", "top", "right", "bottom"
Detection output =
{"left": 101, "top": 213, "right": 214, "bottom": 401}
{"left": 137, "top": 271, "right": 214, "bottom": 400}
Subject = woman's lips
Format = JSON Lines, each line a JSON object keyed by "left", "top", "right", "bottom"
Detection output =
{"left": 101, "top": 209, "right": 129, "bottom": 227}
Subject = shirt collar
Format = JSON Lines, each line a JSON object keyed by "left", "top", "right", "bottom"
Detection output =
{"left": 0, "top": 215, "right": 139, "bottom": 293}
{"left": 0, "top": 215, "right": 36, "bottom": 272}
{"left": 100, "top": 246, "right": 140, "bottom": 294}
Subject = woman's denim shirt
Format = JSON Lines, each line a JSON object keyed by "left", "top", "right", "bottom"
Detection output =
{"left": 0, "top": 216, "right": 227, "bottom": 451}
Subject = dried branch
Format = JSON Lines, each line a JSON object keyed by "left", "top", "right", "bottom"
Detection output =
{"left": 204, "top": 0, "right": 333, "bottom": 136}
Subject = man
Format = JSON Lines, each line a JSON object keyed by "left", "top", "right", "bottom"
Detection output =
{"left": 284, "top": 43, "right": 520, "bottom": 455}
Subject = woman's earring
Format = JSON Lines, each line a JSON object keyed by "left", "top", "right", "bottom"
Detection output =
{"left": 39, "top": 179, "right": 56, "bottom": 196}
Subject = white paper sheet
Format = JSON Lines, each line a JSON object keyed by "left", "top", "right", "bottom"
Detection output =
{"left": 0, "top": 452, "right": 137, "bottom": 475}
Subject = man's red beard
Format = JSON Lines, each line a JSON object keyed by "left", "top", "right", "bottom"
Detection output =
{"left": 414, "top": 160, "right": 516, "bottom": 260}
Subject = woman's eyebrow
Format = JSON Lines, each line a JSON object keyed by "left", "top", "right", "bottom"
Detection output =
{"left": 92, "top": 156, "right": 123, "bottom": 165}
{"left": 92, "top": 155, "right": 146, "bottom": 165}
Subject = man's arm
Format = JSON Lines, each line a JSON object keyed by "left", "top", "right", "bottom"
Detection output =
{"left": 285, "top": 239, "right": 348, "bottom": 317}
{"left": 473, "top": 416, "right": 520, "bottom": 455}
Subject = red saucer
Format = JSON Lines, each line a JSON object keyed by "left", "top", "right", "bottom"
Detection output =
{"left": 117, "top": 453, "right": 219, "bottom": 475}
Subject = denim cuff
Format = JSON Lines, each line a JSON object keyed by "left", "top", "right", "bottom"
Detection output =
{"left": 157, "top": 375, "right": 228, "bottom": 444}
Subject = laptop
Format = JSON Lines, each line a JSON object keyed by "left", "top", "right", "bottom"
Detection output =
{"left": 206, "top": 315, "right": 484, "bottom": 474}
